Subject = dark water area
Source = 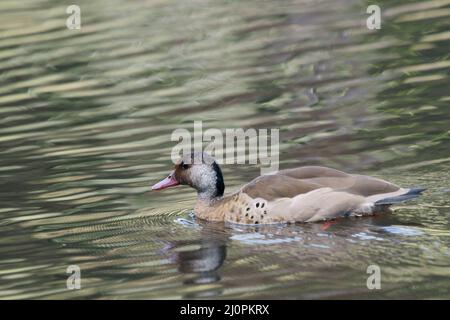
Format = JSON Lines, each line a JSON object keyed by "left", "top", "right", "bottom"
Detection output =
{"left": 0, "top": 0, "right": 449, "bottom": 299}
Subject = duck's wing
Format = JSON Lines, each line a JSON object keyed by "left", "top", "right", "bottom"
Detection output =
{"left": 239, "top": 174, "right": 322, "bottom": 201}
{"left": 240, "top": 166, "right": 401, "bottom": 201}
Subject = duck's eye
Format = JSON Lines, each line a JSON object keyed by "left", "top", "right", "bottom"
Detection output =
{"left": 181, "top": 162, "right": 190, "bottom": 170}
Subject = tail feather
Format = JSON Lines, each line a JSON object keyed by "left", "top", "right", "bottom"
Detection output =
{"left": 375, "top": 188, "right": 426, "bottom": 205}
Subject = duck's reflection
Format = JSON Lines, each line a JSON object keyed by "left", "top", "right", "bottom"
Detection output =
{"left": 177, "top": 245, "right": 226, "bottom": 283}
{"left": 167, "top": 221, "right": 228, "bottom": 297}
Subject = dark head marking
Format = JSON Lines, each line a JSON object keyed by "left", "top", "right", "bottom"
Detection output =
{"left": 212, "top": 161, "right": 225, "bottom": 197}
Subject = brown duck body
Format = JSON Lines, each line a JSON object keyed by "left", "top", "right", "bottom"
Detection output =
{"left": 152, "top": 153, "right": 425, "bottom": 224}
{"left": 195, "top": 166, "right": 414, "bottom": 223}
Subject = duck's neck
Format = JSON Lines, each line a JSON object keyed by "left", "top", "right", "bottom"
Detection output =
{"left": 195, "top": 194, "right": 227, "bottom": 221}
{"left": 197, "top": 190, "right": 221, "bottom": 202}
{"left": 194, "top": 161, "right": 226, "bottom": 220}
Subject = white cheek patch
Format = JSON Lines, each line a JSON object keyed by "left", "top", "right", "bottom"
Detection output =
{"left": 190, "top": 165, "right": 216, "bottom": 191}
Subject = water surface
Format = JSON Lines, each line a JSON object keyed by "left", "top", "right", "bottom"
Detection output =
{"left": 0, "top": 0, "right": 449, "bottom": 299}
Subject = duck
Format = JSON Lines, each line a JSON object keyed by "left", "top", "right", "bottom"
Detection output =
{"left": 152, "top": 152, "right": 425, "bottom": 224}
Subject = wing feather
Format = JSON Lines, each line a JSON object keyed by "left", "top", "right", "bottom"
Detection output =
{"left": 239, "top": 166, "right": 401, "bottom": 201}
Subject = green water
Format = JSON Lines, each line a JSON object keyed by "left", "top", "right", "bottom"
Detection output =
{"left": 0, "top": 0, "right": 449, "bottom": 299}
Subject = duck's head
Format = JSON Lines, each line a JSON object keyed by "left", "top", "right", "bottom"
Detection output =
{"left": 152, "top": 152, "right": 225, "bottom": 201}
